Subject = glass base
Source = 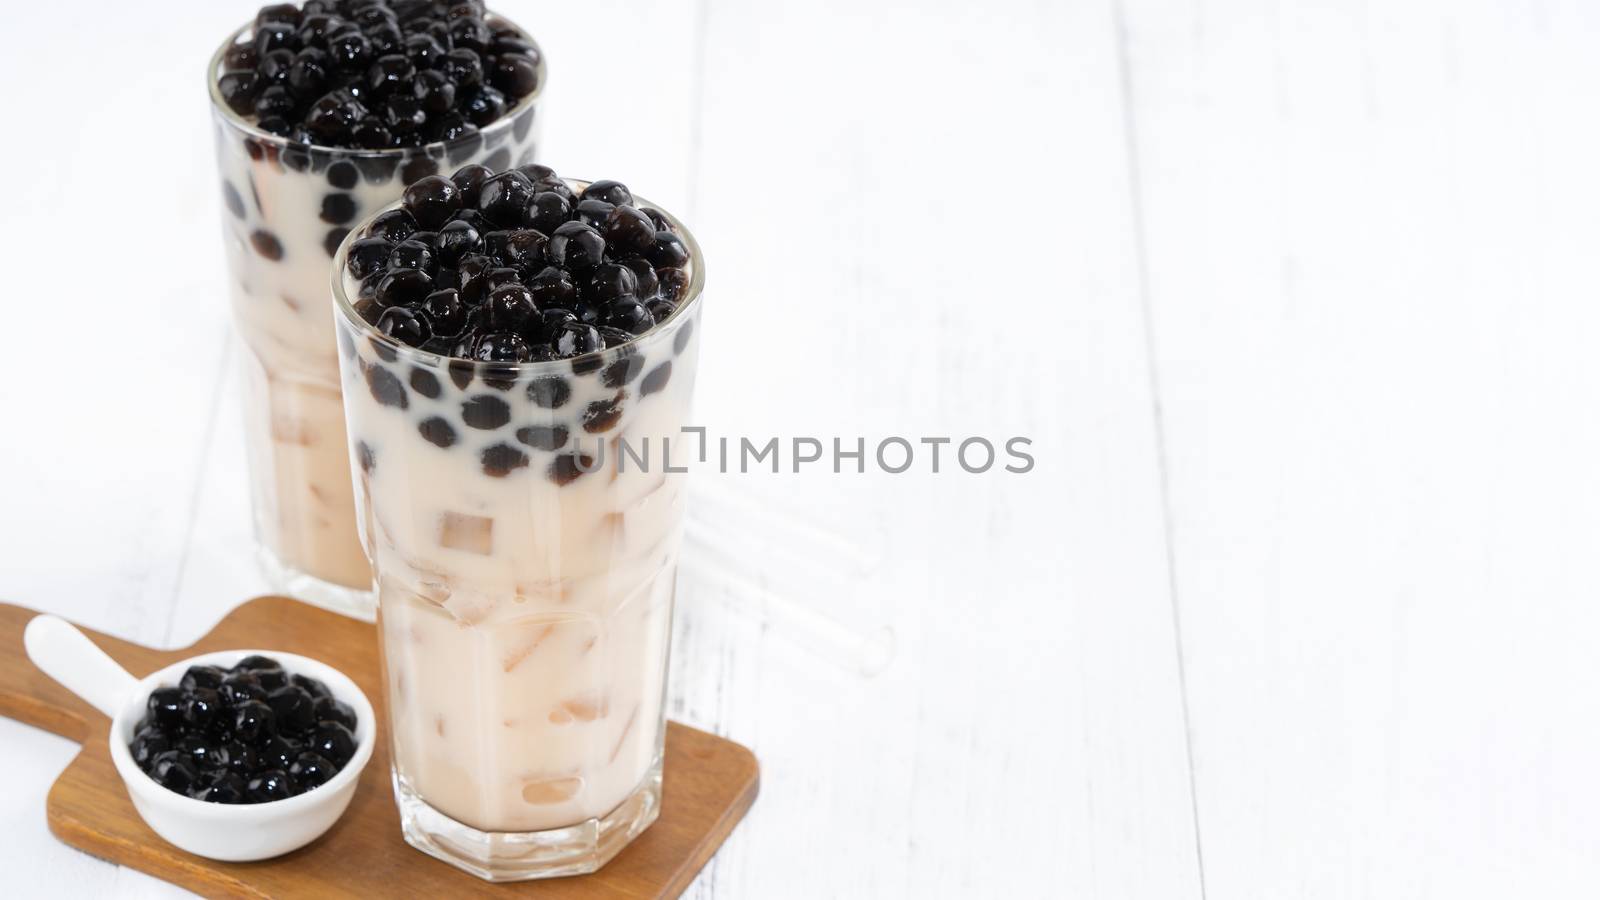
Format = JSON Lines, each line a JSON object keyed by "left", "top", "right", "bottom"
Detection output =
{"left": 393, "top": 760, "right": 664, "bottom": 882}
{"left": 255, "top": 545, "right": 375, "bottom": 621}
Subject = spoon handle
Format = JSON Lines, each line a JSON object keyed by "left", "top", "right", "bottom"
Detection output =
{"left": 24, "top": 615, "right": 139, "bottom": 719}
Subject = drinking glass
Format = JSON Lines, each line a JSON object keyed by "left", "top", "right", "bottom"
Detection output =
{"left": 332, "top": 189, "right": 704, "bottom": 879}
{"left": 208, "top": 21, "right": 543, "bottom": 617}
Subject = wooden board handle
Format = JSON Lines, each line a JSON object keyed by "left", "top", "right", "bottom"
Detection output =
{"left": 0, "top": 602, "right": 114, "bottom": 743}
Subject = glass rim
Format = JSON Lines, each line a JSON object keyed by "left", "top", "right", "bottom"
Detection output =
{"left": 206, "top": 17, "right": 545, "bottom": 157}
{"left": 331, "top": 179, "right": 706, "bottom": 375}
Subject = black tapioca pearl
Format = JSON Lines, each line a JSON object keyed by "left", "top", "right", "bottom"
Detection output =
{"left": 355, "top": 154, "right": 400, "bottom": 184}
{"left": 505, "top": 230, "right": 548, "bottom": 276}
{"left": 547, "top": 221, "right": 606, "bottom": 273}
{"left": 480, "top": 443, "right": 529, "bottom": 477}
{"left": 421, "top": 288, "right": 467, "bottom": 338}
{"left": 254, "top": 20, "right": 297, "bottom": 55}
{"left": 400, "top": 154, "right": 439, "bottom": 185}
{"left": 485, "top": 283, "right": 537, "bottom": 332}
{"left": 603, "top": 205, "right": 657, "bottom": 258}
{"left": 222, "top": 182, "right": 245, "bottom": 220}
{"left": 524, "top": 265, "right": 577, "bottom": 310}
{"left": 321, "top": 192, "right": 357, "bottom": 224}
{"left": 368, "top": 335, "right": 398, "bottom": 362}
{"left": 435, "top": 220, "right": 482, "bottom": 267}
{"left": 223, "top": 41, "right": 259, "bottom": 71}
{"left": 346, "top": 237, "right": 393, "bottom": 278}
{"left": 440, "top": 48, "right": 484, "bottom": 88}
{"left": 403, "top": 174, "right": 462, "bottom": 229}
{"left": 450, "top": 164, "right": 493, "bottom": 208}
{"left": 259, "top": 114, "right": 292, "bottom": 136}
{"left": 257, "top": 48, "right": 296, "bottom": 87}
{"left": 658, "top": 267, "right": 690, "bottom": 303}
{"left": 638, "top": 296, "right": 674, "bottom": 325}
{"left": 376, "top": 306, "right": 432, "bottom": 347}
{"left": 447, "top": 17, "right": 490, "bottom": 54}
{"left": 582, "top": 180, "right": 634, "bottom": 207}
{"left": 602, "top": 299, "right": 654, "bottom": 335}
{"left": 641, "top": 207, "right": 671, "bottom": 231}
{"left": 526, "top": 375, "right": 571, "bottom": 409}
{"left": 366, "top": 53, "right": 416, "bottom": 99}
{"left": 534, "top": 307, "right": 578, "bottom": 343}
{"left": 250, "top": 230, "right": 284, "bottom": 261}
{"left": 252, "top": 80, "right": 297, "bottom": 120}
{"left": 248, "top": 174, "right": 264, "bottom": 214}
{"left": 574, "top": 198, "right": 614, "bottom": 229}
{"left": 327, "top": 31, "right": 374, "bottom": 72}
{"left": 547, "top": 452, "right": 595, "bottom": 486}
{"left": 552, "top": 321, "right": 601, "bottom": 360}
{"left": 369, "top": 208, "right": 418, "bottom": 242}
{"left": 464, "top": 85, "right": 509, "bottom": 127}
{"left": 405, "top": 32, "right": 448, "bottom": 67}
{"left": 461, "top": 394, "right": 510, "bottom": 429}
{"left": 640, "top": 361, "right": 672, "bottom": 396}
{"left": 375, "top": 268, "right": 434, "bottom": 307}
{"left": 601, "top": 354, "right": 644, "bottom": 388}
{"left": 387, "top": 239, "right": 437, "bottom": 275}
{"left": 418, "top": 416, "right": 457, "bottom": 448}
{"left": 477, "top": 171, "right": 535, "bottom": 226}
{"left": 366, "top": 364, "right": 408, "bottom": 409}
{"left": 472, "top": 330, "right": 533, "bottom": 363}
{"left": 326, "top": 160, "right": 359, "bottom": 189}
{"left": 323, "top": 226, "right": 351, "bottom": 258}
{"left": 490, "top": 54, "right": 540, "bottom": 98}
{"left": 384, "top": 94, "right": 428, "bottom": 136}
{"left": 256, "top": 3, "right": 301, "bottom": 27}
{"left": 525, "top": 191, "right": 570, "bottom": 235}
{"left": 586, "top": 262, "right": 638, "bottom": 304}
{"left": 572, "top": 354, "right": 605, "bottom": 376}
{"left": 648, "top": 232, "right": 692, "bottom": 269}
{"left": 281, "top": 142, "right": 314, "bottom": 173}
{"left": 448, "top": 359, "right": 475, "bottom": 390}
{"left": 287, "top": 54, "right": 330, "bottom": 101}
{"left": 673, "top": 318, "right": 694, "bottom": 354}
{"left": 516, "top": 424, "right": 568, "bottom": 451}
{"left": 582, "top": 393, "right": 625, "bottom": 433}
{"left": 481, "top": 365, "right": 519, "bottom": 391}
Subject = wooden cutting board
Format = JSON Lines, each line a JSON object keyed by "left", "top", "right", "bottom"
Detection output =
{"left": 0, "top": 598, "right": 758, "bottom": 899}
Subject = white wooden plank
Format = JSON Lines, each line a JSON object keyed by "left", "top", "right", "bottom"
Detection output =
{"left": 681, "top": 0, "right": 1200, "bottom": 896}
{"left": 0, "top": 1, "right": 246, "bottom": 646}
{"left": 1120, "top": 0, "right": 1600, "bottom": 896}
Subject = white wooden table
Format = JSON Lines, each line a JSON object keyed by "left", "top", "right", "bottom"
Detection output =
{"left": 3, "top": 1, "right": 1597, "bottom": 896}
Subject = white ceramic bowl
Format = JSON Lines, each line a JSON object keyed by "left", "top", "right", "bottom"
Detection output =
{"left": 24, "top": 615, "right": 377, "bottom": 861}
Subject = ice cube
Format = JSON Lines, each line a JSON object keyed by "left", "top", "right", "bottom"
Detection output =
{"left": 549, "top": 691, "right": 609, "bottom": 724}
{"left": 502, "top": 622, "right": 557, "bottom": 672}
{"left": 437, "top": 511, "right": 494, "bottom": 555}
{"left": 513, "top": 579, "right": 570, "bottom": 604}
{"left": 521, "top": 775, "right": 583, "bottom": 805}
{"left": 270, "top": 411, "right": 315, "bottom": 446}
